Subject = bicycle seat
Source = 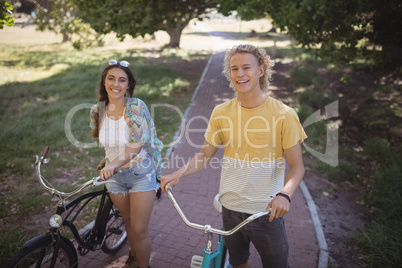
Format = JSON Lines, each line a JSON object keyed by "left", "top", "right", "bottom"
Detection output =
{"left": 213, "top": 194, "right": 222, "bottom": 213}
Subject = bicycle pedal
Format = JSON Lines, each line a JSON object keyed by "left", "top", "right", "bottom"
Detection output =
{"left": 191, "top": 255, "right": 203, "bottom": 268}
{"left": 78, "top": 245, "right": 89, "bottom": 256}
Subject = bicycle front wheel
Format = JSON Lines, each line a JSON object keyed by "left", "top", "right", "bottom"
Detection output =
{"left": 100, "top": 198, "right": 127, "bottom": 254}
{"left": 5, "top": 234, "right": 78, "bottom": 268}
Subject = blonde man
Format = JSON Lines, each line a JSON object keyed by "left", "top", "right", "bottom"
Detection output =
{"left": 162, "top": 44, "right": 307, "bottom": 268}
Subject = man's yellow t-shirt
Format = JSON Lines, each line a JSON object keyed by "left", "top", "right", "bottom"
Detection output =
{"left": 205, "top": 96, "right": 307, "bottom": 214}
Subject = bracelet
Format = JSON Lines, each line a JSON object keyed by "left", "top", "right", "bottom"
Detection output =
{"left": 276, "top": 192, "right": 291, "bottom": 203}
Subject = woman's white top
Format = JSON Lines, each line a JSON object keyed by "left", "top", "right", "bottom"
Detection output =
{"left": 99, "top": 111, "right": 147, "bottom": 163}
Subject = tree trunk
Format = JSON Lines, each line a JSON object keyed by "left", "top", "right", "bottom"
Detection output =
{"left": 62, "top": 32, "right": 69, "bottom": 43}
{"left": 166, "top": 22, "right": 188, "bottom": 48}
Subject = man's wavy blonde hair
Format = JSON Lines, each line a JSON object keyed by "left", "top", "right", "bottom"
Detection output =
{"left": 222, "top": 44, "right": 275, "bottom": 92}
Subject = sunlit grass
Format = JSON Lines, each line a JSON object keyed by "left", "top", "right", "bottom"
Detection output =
{"left": 0, "top": 44, "right": 72, "bottom": 84}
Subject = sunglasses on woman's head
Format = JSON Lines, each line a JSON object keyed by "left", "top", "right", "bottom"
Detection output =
{"left": 108, "top": 59, "right": 129, "bottom": 67}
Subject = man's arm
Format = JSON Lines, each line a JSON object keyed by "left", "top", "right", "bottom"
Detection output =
{"left": 267, "top": 142, "right": 305, "bottom": 221}
{"left": 161, "top": 141, "right": 219, "bottom": 192}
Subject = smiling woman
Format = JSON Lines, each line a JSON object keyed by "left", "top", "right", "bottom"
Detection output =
{"left": 89, "top": 59, "right": 164, "bottom": 268}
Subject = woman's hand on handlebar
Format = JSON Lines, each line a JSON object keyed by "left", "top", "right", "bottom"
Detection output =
{"left": 100, "top": 164, "right": 117, "bottom": 181}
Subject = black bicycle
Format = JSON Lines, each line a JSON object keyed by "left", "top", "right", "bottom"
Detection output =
{"left": 5, "top": 146, "right": 127, "bottom": 268}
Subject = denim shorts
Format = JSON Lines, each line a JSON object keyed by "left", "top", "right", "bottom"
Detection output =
{"left": 106, "top": 155, "right": 159, "bottom": 196}
{"left": 222, "top": 206, "right": 289, "bottom": 267}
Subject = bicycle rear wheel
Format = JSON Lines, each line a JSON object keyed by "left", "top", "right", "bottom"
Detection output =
{"left": 100, "top": 198, "right": 127, "bottom": 254}
{"left": 5, "top": 234, "right": 78, "bottom": 268}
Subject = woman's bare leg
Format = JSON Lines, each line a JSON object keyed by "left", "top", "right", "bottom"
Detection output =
{"left": 109, "top": 193, "right": 136, "bottom": 253}
{"left": 129, "top": 191, "right": 155, "bottom": 268}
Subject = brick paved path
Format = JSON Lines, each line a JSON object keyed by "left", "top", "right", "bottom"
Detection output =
{"left": 77, "top": 48, "right": 320, "bottom": 267}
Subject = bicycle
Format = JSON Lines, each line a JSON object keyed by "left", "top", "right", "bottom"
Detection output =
{"left": 165, "top": 185, "right": 270, "bottom": 268}
{"left": 5, "top": 146, "right": 127, "bottom": 268}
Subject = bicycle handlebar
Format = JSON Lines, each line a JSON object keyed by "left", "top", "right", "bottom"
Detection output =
{"left": 35, "top": 146, "right": 114, "bottom": 198}
{"left": 165, "top": 186, "right": 270, "bottom": 236}
{"left": 41, "top": 146, "right": 50, "bottom": 158}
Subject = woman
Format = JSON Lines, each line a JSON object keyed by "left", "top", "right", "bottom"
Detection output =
{"left": 90, "top": 59, "right": 163, "bottom": 268}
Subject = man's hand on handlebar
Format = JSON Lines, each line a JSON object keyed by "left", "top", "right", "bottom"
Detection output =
{"left": 267, "top": 195, "right": 290, "bottom": 222}
{"left": 160, "top": 172, "right": 181, "bottom": 193}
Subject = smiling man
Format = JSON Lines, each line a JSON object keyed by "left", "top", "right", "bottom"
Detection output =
{"left": 161, "top": 44, "right": 307, "bottom": 268}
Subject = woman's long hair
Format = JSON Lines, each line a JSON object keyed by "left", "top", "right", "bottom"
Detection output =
{"left": 91, "top": 62, "right": 137, "bottom": 138}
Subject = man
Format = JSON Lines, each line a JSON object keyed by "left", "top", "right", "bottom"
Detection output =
{"left": 161, "top": 44, "right": 307, "bottom": 268}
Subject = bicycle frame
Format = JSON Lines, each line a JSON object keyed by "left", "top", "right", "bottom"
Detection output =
{"left": 54, "top": 188, "right": 110, "bottom": 252}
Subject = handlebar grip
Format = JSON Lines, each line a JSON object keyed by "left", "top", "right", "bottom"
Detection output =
{"left": 41, "top": 146, "right": 50, "bottom": 158}
{"left": 165, "top": 184, "right": 172, "bottom": 193}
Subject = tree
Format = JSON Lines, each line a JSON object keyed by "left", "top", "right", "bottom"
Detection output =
{"left": 217, "top": 0, "right": 266, "bottom": 21}
{"left": 71, "top": 0, "right": 217, "bottom": 48}
{"left": 28, "top": 0, "right": 103, "bottom": 49}
{"left": 0, "top": 1, "right": 14, "bottom": 29}
{"left": 217, "top": 0, "right": 402, "bottom": 68}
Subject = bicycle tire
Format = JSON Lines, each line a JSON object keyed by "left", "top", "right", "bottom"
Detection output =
{"left": 5, "top": 234, "right": 78, "bottom": 268}
{"left": 100, "top": 198, "right": 127, "bottom": 254}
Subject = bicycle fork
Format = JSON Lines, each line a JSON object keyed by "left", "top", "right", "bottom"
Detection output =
{"left": 191, "top": 233, "right": 229, "bottom": 268}
{"left": 49, "top": 232, "right": 63, "bottom": 267}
